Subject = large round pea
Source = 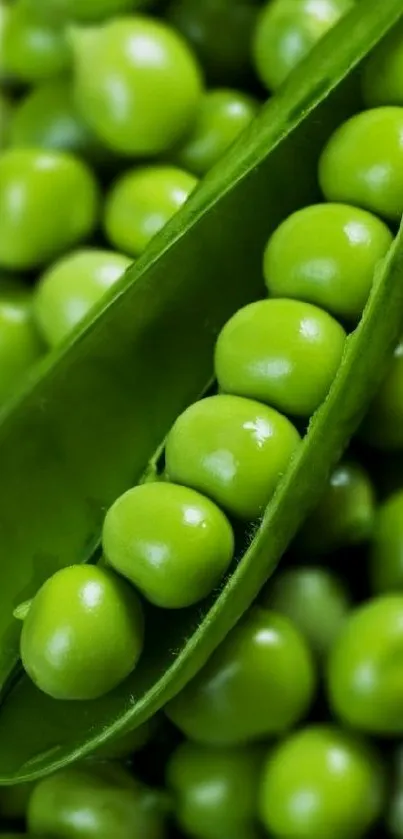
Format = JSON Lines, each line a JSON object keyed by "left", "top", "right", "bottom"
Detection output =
{"left": 28, "top": 763, "right": 166, "bottom": 839}
{"left": 9, "top": 79, "right": 105, "bottom": 161}
{"left": 103, "top": 482, "right": 234, "bottom": 609}
{"left": 215, "top": 298, "right": 346, "bottom": 418}
{"left": 3, "top": 0, "right": 71, "bottom": 83}
{"left": 0, "top": 148, "right": 99, "bottom": 271}
{"left": 360, "top": 339, "right": 403, "bottom": 450}
{"left": 166, "top": 606, "right": 316, "bottom": 745}
{"left": 263, "top": 203, "right": 392, "bottom": 321}
{"left": 20, "top": 564, "right": 144, "bottom": 700}
{"left": 319, "top": 107, "right": 403, "bottom": 222}
{"left": 34, "top": 248, "right": 131, "bottom": 346}
{"left": 70, "top": 17, "right": 203, "bottom": 156}
{"left": 0, "top": 277, "right": 43, "bottom": 402}
{"left": 254, "top": 0, "right": 353, "bottom": 92}
{"left": 104, "top": 166, "right": 198, "bottom": 257}
{"left": 175, "top": 88, "right": 258, "bottom": 176}
{"left": 370, "top": 491, "right": 403, "bottom": 594}
{"left": 259, "top": 725, "right": 384, "bottom": 839}
{"left": 327, "top": 595, "right": 403, "bottom": 734}
{"left": 165, "top": 394, "right": 300, "bottom": 521}
{"left": 167, "top": 0, "right": 258, "bottom": 86}
{"left": 262, "top": 566, "right": 350, "bottom": 658}
{"left": 362, "top": 20, "right": 403, "bottom": 107}
{"left": 167, "top": 741, "right": 263, "bottom": 839}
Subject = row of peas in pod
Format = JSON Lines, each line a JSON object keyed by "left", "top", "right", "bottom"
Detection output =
{"left": 0, "top": 0, "right": 358, "bottom": 405}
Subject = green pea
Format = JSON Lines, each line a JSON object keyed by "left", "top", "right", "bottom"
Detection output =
{"left": 3, "top": 0, "right": 71, "bottom": 83}
{"left": 166, "top": 741, "right": 263, "bottom": 839}
{"left": 166, "top": 607, "right": 316, "bottom": 745}
{"left": 167, "top": 0, "right": 258, "bottom": 86}
{"left": 20, "top": 564, "right": 144, "bottom": 700}
{"left": 259, "top": 725, "right": 384, "bottom": 839}
{"left": 319, "top": 107, "right": 403, "bottom": 222}
{"left": 104, "top": 166, "right": 198, "bottom": 257}
{"left": 0, "top": 92, "right": 11, "bottom": 149}
{"left": 70, "top": 17, "right": 203, "bottom": 157}
{"left": 263, "top": 203, "right": 392, "bottom": 321}
{"left": 35, "top": 0, "right": 151, "bottom": 23}
{"left": 253, "top": 0, "right": 353, "bottom": 92}
{"left": 327, "top": 595, "right": 403, "bottom": 734}
{"left": 9, "top": 79, "right": 106, "bottom": 161}
{"left": 0, "top": 781, "right": 35, "bottom": 820}
{"left": 0, "top": 276, "right": 43, "bottom": 402}
{"left": 360, "top": 339, "right": 403, "bottom": 450}
{"left": 262, "top": 567, "right": 350, "bottom": 658}
{"left": 28, "top": 764, "right": 167, "bottom": 839}
{"left": 296, "top": 461, "right": 375, "bottom": 555}
{"left": 34, "top": 248, "right": 132, "bottom": 347}
{"left": 165, "top": 394, "right": 300, "bottom": 521}
{"left": 0, "top": 148, "right": 99, "bottom": 271}
{"left": 103, "top": 482, "right": 234, "bottom": 609}
{"left": 215, "top": 298, "right": 346, "bottom": 418}
{"left": 369, "top": 490, "right": 403, "bottom": 594}
{"left": 174, "top": 88, "right": 259, "bottom": 176}
{"left": 362, "top": 19, "right": 403, "bottom": 107}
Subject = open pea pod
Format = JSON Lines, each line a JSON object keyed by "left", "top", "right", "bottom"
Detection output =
{"left": 0, "top": 0, "right": 402, "bottom": 784}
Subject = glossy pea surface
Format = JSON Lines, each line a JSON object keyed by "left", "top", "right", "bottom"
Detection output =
{"left": 360, "top": 339, "right": 403, "bottom": 450}
{"left": 175, "top": 88, "right": 258, "bottom": 176}
{"left": 28, "top": 764, "right": 166, "bottom": 839}
{"left": 319, "top": 107, "right": 403, "bottom": 222}
{"left": 34, "top": 248, "right": 131, "bottom": 346}
{"left": 263, "top": 203, "right": 392, "bottom": 321}
{"left": 71, "top": 17, "right": 203, "bottom": 156}
{"left": 166, "top": 607, "right": 316, "bottom": 745}
{"left": 259, "top": 725, "right": 384, "bottom": 839}
{"left": 370, "top": 491, "right": 403, "bottom": 594}
{"left": 253, "top": 0, "right": 353, "bottom": 91}
{"left": 3, "top": 0, "right": 71, "bottom": 83}
{"left": 327, "top": 595, "right": 403, "bottom": 734}
{"left": 0, "top": 148, "right": 99, "bottom": 271}
{"left": 21, "top": 564, "right": 144, "bottom": 700}
{"left": 362, "top": 20, "right": 403, "bottom": 107}
{"left": 165, "top": 394, "right": 300, "bottom": 520}
{"left": 262, "top": 567, "right": 350, "bottom": 658}
{"left": 103, "top": 482, "right": 234, "bottom": 609}
{"left": 105, "top": 166, "right": 198, "bottom": 257}
{"left": 0, "top": 277, "right": 43, "bottom": 402}
{"left": 167, "top": 741, "right": 263, "bottom": 839}
{"left": 215, "top": 298, "right": 346, "bottom": 418}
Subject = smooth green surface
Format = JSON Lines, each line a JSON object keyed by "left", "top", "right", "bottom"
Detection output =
{"left": 215, "top": 298, "right": 346, "bottom": 417}
{"left": 3, "top": 0, "right": 71, "bottom": 82}
{"left": 0, "top": 92, "right": 10, "bottom": 149}
{"left": 175, "top": 89, "right": 259, "bottom": 176}
{"left": 34, "top": 249, "right": 132, "bottom": 347}
{"left": 259, "top": 726, "right": 384, "bottom": 839}
{"left": 36, "top": 0, "right": 149, "bottom": 22}
{"left": 166, "top": 606, "right": 316, "bottom": 744}
{"left": 254, "top": 0, "right": 353, "bottom": 91}
{"left": 360, "top": 338, "right": 403, "bottom": 450}
{"left": 387, "top": 744, "right": 403, "bottom": 839}
{"left": 28, "top": 764, "right": 167, "bottom": 839}
{"left": 71, "top": 17, "right": 203, "bottom": 156}
{"left": 103, "top": 482, "right": 234, "bottom": 609}
{"left": 105, "top": 166, "right": 198, "bottom": 257}
{"left": 319, "top": 106, "right": 403, "bottom": 222}
{"left": 328, "top": 595, "right": 403, "bottom": 734}
{"left": 0, "top": 149, "right": 99, "bottom": 270}
{"left": 167, "top": 742, "right": 263, "bottom": 839}
{"left": 21, "top": 565, "right": 144, "bottom": 700}
{"left": 0, "top": 0, "right": 400, "bottom": 782}
{"left": 262, "top": 566, "right": 350, "bottom": 658}
{"left": 362, "top": 19, "right": 403, "bottom": 106}
{"left": 0, "top": 278, "right": 43, "bottom": 404}
{"left": 263, "top": 202, "right": 393, "bottom": 321}
{"left": 165, "top": 394, "right": 300, "bottom": 520}
{"left": 370, "top": 490, "right": 403, "bottom": 593}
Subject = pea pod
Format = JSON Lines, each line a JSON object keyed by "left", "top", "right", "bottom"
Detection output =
{"left": 0, "top": 0, "right": 402, "bottom": 785}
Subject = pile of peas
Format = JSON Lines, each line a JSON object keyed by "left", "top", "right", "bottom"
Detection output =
{"left": 4, "top": 1, "right": 403, "bottom": 838}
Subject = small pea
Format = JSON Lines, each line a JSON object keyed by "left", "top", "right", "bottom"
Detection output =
{"left": 360, "top": 339, "right": 403, "bottom": 450}
{"left": 3, "top": 0, "right": 71, "bottom": 83}
{"left": 370, "top": 490, "right": 403, "bottom": 594}
{"left": 20, "top": 564, "right": 144, "bottom": 700}
{"left": 319, "top": 107, "right": 403, "bottom": 222}
{"left": 166, "top": 607, "right": 316, "bottom": 745}
{"left": 215, "top": 298, "right": 346, "bottom": 418}
{"left": 103, "top": 482, "right": 234, "bottom": 609}
{"left": 104, "top": 166, "right": 198, "bottom": 257}
{"left": 362, "top": 19, "right": 403, "bottom": 107}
